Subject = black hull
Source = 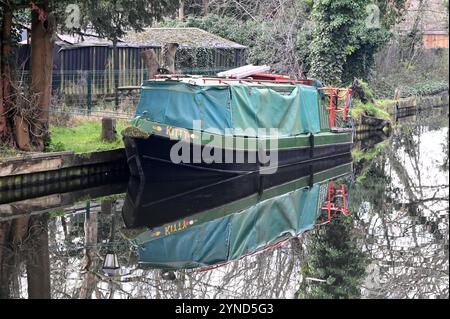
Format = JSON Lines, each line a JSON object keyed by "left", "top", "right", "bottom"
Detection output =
{"left": 121, "top": 153, "right": 352, "bottom": 229}
{"left": 123, "top": 134, "right": 352, "bottom": 181}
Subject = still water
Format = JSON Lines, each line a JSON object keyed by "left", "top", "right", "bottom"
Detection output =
{"left": 0, "top": 106, "right": 448, "bottom": 299}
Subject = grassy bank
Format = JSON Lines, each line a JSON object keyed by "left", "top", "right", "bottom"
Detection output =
{"left": 48, "top": 120, "right": 128, "bottom": 153}
{"left": 349, "top": 80, "right": 392, "bottom": 121}
{"left": 350, "top": 100, "right": 391, "bottom": 120}
{"left": 0, "top": 145, "right": 21, "bottom": 159}
{"left": 352, "top": 140, "right": 388, "bottom": 183}
{"left": 348, "top": 78, "right": 449, "bottom": 122}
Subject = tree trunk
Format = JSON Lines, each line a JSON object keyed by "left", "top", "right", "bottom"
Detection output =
{"left": 12, "top": 216, "right": 30, "bottom": 244}
{"left": 203, "top": 0, "right": 209, "bottom": 16}
{"left": 13, "top": 115, "right": 31, "bottom": 151}
{"left": 29, "top": 1, "right": 55, "bottom": 151}
{"left": 0, "top": 3, "right": 13, "bottom": 145}
{"left": 0, "top": 69, "right": 3, "bottom": 142}
{"left": 162, "top": 43, "right": 179, "bottom": 74}
{"left": 0, "top": 54, "right": 3, "bottom": 141}
{"left": 178, "top": 0, "right": 185, "bottom": 20}
{"left": 0, "top": 221, "right": 12, "bottom": 299}
{"left": 141, "top": 49, "right": 159, "bottom": 79}
{"left": 26, "top": 215, "right": 51, "bottom": 299}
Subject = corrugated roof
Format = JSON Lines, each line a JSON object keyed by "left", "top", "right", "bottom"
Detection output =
{"left": 56, "top": 28, "right": 246, "bottom": 50}
{"left": 123, "top": 28, "right": 246, "bottom": 49}
{"left": 57, "top": 33, "right": 113, "bottom": 48}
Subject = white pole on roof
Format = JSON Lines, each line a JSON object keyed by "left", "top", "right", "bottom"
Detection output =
{"left": 217, "top": 64, "right": 271, "bottom": 79}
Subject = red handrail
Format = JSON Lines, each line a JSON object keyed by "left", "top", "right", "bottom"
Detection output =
{"left": 316, "top": 182, "right": 350, "bottom": 227}
{"left": 317, "top": 88, "right": 352, "bottom": 128}
{"left": 199, "top": 77, "right": 313, "bottom": 85}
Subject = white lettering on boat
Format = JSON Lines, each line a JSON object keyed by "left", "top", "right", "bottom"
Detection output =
{"left": 169, "top": 120, "right": 279, "bottom": 174}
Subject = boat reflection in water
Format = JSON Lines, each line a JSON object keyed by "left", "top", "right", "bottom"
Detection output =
{"left": 121, "top": 154, "right": 353, "bottom": 271}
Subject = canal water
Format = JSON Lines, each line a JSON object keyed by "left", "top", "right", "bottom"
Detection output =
{"left": 0, "top": 105, "right": 448, "bottom": 299}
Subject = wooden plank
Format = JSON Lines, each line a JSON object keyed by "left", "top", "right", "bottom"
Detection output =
{"left": 0, "top": 158, "right": 63, "bottom": 177}
{"left": 217, "top": 64, "right": 271, "bottom": 78}
{"left": 0, "top": 181, "right": 126, "bottom": 221}
{"left": 117, "top": 86, "right": 141, "bottom": 90}
{"left": 0, "top": 149, "right": 126, "bottom": 177}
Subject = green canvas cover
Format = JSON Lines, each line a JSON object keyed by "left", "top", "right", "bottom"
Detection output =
{"left": 136, "top": 217, "right": 231, "bottom": 269}
{"left": 228, "top": 184, "right": 320, "bottom": 260}
{"left": 229, "top": 85, "right": 321, "bottom": 136}
{"left": 134, "top": 80, "right": 322, "bottom": 137}
{"left": 135, "top": 81, "right": 232, "bottom": 134}
{"left": 134, "top": 184, "right": 321, "bottom": 269}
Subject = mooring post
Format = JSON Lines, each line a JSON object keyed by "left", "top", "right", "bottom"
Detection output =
{"left": 101, "top": 117, "right": 117, "bottom": 142}
{"left": 87, "top": 71, "right": 93, "bottom": 115}
{"left": 101, "top": 199, "right": 115, "bottom": 214}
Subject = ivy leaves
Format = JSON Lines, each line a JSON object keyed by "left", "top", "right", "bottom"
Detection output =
{"left": 308, "top": 0, "right": 366, "bottom": 85}
{"left": 308, "top": 0, "right": 397, "bottom": 86}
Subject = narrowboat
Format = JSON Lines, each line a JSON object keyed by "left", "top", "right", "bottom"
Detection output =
{"left": 122, "top": 73, "right": 353, "bottom": 180}
{"left": 121, "top": 153, "right": 352, "bottom": 229}
{"left": 121, "top": 161, "right": 353, "bottom": 270}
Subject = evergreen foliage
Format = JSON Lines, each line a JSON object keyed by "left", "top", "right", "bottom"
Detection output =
{"left": 307, "top": 0, "right": 393, "bottom": 85}
{"left": 80, "top": 0, "right": 179, "bottom": 42}
{"left": 165, "top": 0, "right": 407, "bottom": 85}
{"left": 297, "top": 217, "right": 368, "bottom": 299}
{"left": 308, "top": 0, "right": 365, "bottom": 85}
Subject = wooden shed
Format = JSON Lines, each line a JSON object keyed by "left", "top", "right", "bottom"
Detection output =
{"left": 422, "top": 31, "right": 449, "bottom": 49}
{"left": 17, "top": 28, "right": 247, "bottom": 98}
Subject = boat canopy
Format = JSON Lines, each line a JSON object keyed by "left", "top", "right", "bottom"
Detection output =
{"left": 134, "top": 79, "right": 322, "bottom": 137}
{"left": 133, "top": 184, "right": 323, "bottom": 269}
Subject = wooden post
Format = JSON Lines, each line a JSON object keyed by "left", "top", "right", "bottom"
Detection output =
{"left": 178, "top": 0, "right": 185, "bottom": 20}
{"left": 101, "top": 117, "right": 116, "bottom": 142}
{"left": 79, "top": 204, "right": 98, "bottom": 299}
{"left": 101, "top": 199, "right": 114, "bottom": 214}
{"left": 87, "top": 71, "right": 93, "bottom": 115}
{"left": 394, "top": 87, "right": 401, "bottom": 100}
{"left": 113, "top": 41, "right": 119, "bottom": 110}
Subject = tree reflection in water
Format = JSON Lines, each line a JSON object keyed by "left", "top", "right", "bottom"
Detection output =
{"left": 350, "top": 106, "right": 449, "bottom": 298}
{"left": 0, "top": 198, "right": 308, "bottom": 299}
{"left": 0, "top": 215, "right": 50, "bottom": 299}
{"left": 0, "top": 106, "right": 448, "bottom": 299}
